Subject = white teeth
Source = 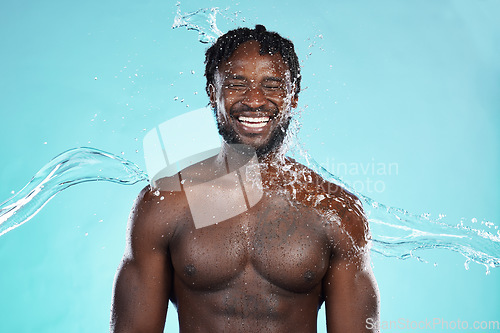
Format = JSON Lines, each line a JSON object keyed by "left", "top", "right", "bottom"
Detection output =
{"left": 237, "top": 116, "right": 270, "bottom": 128}
{"left": 242, "top": 122, "right": 267, "bottom": 128}
{"left": 238, "top": 116, "right": 270, "bottom": 123}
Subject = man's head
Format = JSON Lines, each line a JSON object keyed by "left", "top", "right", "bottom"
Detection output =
{"left": 204, "top": 25, "right": 301, "bottom": 156}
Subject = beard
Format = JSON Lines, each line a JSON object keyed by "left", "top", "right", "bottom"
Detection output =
{"left": 216, "top": 109, "right": 291, "bottom": 157}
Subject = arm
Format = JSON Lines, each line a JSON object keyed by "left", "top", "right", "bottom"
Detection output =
{"left": 110, "top": 186, "right": 174, "bottom": 333}
{"left": 323, "top": 198, "right": 380, "bottom": 333}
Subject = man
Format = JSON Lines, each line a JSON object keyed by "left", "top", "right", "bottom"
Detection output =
{"left": 111, "top": 25, "right": 379, "bottom": 332}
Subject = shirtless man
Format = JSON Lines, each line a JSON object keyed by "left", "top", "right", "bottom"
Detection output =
{"left": 111, "top": 25, "right": 379, "bottom": 332}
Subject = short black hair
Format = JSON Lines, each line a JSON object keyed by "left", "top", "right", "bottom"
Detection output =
{"left": 204, "top": 24, "right": 301, "bottom": 98}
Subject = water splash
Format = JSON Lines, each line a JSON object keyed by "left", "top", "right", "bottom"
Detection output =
{"left": 172, "top": 2, "right": 223, "bottom": 44}
{"left": 0, "top": 5, "right": 498, "bottom": 273}
{"left": 291, "top": 146, "right": 500, "bottom": 273}
{"left": 2, "top": 145, "right": 497, "bottom": 272}
{"left": 0, "top": 148, "right": 147, "bottom": 236}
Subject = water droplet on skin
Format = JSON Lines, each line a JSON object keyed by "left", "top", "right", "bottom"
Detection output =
{"left": 160, "top": 196, "right": 164, "bottom": 200}
{"left": 153, "top": 190, "right": 160, "bottom": 196}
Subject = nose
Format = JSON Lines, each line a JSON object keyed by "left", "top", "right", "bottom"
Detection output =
{"left": 241, "top": 86, "right": 266, "bottom": 109}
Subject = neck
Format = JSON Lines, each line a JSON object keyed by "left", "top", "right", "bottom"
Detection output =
{"left": 219, "top": 142, "right": 287, "bottom": 165}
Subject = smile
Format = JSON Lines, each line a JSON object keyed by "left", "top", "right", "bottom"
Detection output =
{"left": 237, "top": 116, "right": 271, "bottom": 128}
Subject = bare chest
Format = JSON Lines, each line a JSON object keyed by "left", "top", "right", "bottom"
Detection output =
{"left": 170, "top": 194, "right": 332, "bottom": 294}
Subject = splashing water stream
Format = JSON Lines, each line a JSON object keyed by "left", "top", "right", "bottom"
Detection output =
{"left": 0, "top": 148, "right": 147, "bottom": 237}
{"left": 1, "top": 4, "right": 499, "bottom": 273}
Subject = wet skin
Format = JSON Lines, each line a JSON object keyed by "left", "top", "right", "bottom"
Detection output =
{"left": 111, "top": 41, "right": 379, "bottom": 332}
{"left": 209, "top": 40, "right": 297, "bottom": 156}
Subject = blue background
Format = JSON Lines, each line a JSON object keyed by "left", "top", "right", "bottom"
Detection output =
{"left": 0, "top": 0, "right": 499, "bottom": 332}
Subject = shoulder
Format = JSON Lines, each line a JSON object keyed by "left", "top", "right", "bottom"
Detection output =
{"left": 284, "top": 159, "right": 369, "bottom": 250}
{"left": 127, "top": 183, "right": 189, "bottom": 251}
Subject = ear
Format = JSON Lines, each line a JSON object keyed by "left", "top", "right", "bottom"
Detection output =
{"left": 290, "top": 94, "right": 298, "bottom": 109}
{"left": 208, "top": 83, "right": 217, "bottom": 109}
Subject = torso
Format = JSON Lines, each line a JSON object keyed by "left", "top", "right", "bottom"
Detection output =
{"left": 151, "top": 156, "right": 358, "bottom": 332}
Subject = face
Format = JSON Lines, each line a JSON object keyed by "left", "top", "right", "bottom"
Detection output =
{"left": 210, "top": 40, "right": 298, "bottom": 156}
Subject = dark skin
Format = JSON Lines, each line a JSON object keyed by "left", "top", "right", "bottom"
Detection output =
{"left": 111, "top": 41, "right": 379, "bottom": 332}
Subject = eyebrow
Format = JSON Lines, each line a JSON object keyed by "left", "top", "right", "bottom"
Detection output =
{"left": 225, "top": 75, "right": 247, "bottom": 81}
{"left": 263, "top": 77, "right": 285, "bottom": 83}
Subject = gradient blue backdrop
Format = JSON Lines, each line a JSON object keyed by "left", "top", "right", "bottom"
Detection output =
{"left": 1, "top": 0, "right": 499, "bottom": 332}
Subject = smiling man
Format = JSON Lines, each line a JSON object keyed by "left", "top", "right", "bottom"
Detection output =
{"left": 111, "top": 25, "right": 379, "bottom": 333}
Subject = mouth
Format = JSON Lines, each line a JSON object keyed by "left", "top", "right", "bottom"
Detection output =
{"left": 237, "top": 116, "right": 271, "bottom": 128}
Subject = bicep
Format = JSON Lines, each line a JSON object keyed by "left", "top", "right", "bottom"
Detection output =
{"left": 111, "top": 254, "right": 171, "bottom": 332}
{"left": 323, "top": 196, "right": 380, "bottom": 332}
{"left": 111, "top": 188, "right": 174, "bottom": 333}
{"left": 323, "top": 253, "right": 379, "bottom": 333}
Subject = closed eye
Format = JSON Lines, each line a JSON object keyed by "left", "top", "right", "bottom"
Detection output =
{"left": 262, "top": 77, "right": 285, "bottom": 91}
{"left": 224, "top": 82, "right": 248, "bottom": 90}
{"left": 262, "top": 85, "right": 281, "bottom": 90}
